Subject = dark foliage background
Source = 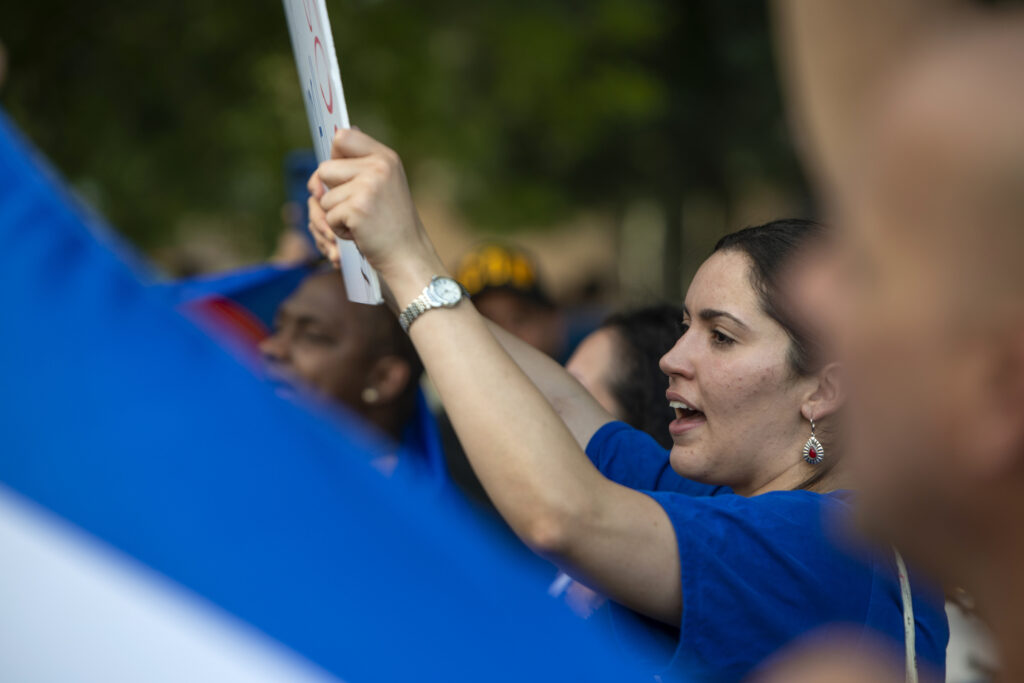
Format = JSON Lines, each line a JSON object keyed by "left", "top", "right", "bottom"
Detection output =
{"left": 1, "top": 0, "right": 806, "bottom": 296}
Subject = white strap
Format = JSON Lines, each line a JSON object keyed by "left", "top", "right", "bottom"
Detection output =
{"left": 547, "top": 572, "right": 573, "bottom": 598}
{"left": 894, "top": 549, "right": 918, "bottom": 683}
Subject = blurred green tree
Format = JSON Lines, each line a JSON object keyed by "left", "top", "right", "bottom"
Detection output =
{"left": 1, "top": 0, "right": 805, "bottom": 294}
{"left": 1, "top": 1, "right": 310, "bottom": 262}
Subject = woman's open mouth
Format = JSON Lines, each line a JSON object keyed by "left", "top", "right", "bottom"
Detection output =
{"left": 668, "top": 400, "right": 706, "bottom": 435}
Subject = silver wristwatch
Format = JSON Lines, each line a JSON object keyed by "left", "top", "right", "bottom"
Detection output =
{"left": 398, "top": 276, "right": 468, "bottom": 333}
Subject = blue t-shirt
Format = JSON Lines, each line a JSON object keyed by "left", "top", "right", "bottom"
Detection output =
{"left": 585, "top": 422, "right": 949, "bottom": 682}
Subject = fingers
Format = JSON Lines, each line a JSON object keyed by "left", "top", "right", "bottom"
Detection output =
{"left": 309, "top": 220, "right": 334, "bottom": 264}
{"left": 317, "top": 157, "right": 377, "bottom": 189}
{"left": 311, "top": 229, "right": 339, "bottom": 268}
{"left": 308, "top": 159, "right": 370, "bottom": 256}
{"left": 307, "top": 128, "right": 410, "bottom": 274}
{"left": 307, "top": 195, "right": 342, "bottom": 267}
{"left": 307, "top": 170, "right": 324, "bottom": 199}
{"left": 310, "top": 183, "right": 355, "bottom": 240}
{"left": 307, "top": 194, "right": 330, "bottom": 239}
{"left": 319, "top": 181, "right": 356, "bottom": 213}
{"left": 330, "top": 127, "right": 387, "bottom": 159}
{"left": 324, "top": 202, "right": 359, "bottom": 241}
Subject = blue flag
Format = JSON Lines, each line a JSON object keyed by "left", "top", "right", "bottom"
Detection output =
{"left": 0, "top": 109, "right": 644, "bottom": 682}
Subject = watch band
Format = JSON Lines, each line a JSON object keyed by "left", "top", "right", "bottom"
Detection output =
{"left": 398, "top": 277, "right": 468, "bottom": 333}
{"left": 398, "top": 291, "right": 433, "bottom": 333}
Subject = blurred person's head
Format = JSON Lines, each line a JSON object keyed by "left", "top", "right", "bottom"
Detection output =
{"left": 456, "top": 243, "right": 565, "bottom": 358}
{"left": 567, "top": 305, "right": 684, "bottom": 449}
{"left": 659, "top": 218, "right": 843, "bottom": 495}
{"left": 260, "top": 267, "right": 423, "bottom": 440}
{"left": 835, "top": 22, "right": 1024, "bottom": 594}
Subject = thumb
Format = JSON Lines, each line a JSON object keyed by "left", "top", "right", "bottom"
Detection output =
{"left": 330, "top": 127, "right": 379, "bottom": 159}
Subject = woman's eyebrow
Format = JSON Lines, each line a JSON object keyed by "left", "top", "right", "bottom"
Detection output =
{"left": 699, "top": 308, "right": 750, "bottom": 330}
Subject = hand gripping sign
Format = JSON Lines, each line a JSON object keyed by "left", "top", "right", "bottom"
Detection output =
{"left": 283, "top": 0, "right": 383, "bottom": 305}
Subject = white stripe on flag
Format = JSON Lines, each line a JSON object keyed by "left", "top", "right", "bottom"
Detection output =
{"left": 0, "top": 485, "right": 342, "bottom": 683}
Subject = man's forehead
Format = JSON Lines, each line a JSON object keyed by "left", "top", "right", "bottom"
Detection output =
{"left": 860, "top": 22, "right": 1024, "bottom": 219}
{"left": 282, "top": 273, "right": 350, "bottom": 320}
{"left": 847, "top": 36, "right": 1024, "bottom": 317}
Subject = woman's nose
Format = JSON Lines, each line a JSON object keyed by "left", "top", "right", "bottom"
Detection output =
{"left": 659, "top": 333, "right": 695, "bottom": 379}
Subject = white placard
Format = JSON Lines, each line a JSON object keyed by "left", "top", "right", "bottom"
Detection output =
{"left": 283, "top": 0, "right": 383, "bottom": 305}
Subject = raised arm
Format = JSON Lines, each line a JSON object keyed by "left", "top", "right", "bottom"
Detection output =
{"left": 486, "top": 321, "right": 613, "bottom": 448}
{"left": 309, "top": 177, "right": 612, "bottom": 449}
{"left": 307, "top": 130, "right": 681, "bottom": 625}
{"left": 771, "top": 0, "right": 961, "bottom": 195}
{"left": 308, "top": 174, "right": 612, "bottom": 448}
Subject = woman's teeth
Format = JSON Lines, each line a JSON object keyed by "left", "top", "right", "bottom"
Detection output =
{"left": 669, "top": 400, "right": 703, "bottom": 419}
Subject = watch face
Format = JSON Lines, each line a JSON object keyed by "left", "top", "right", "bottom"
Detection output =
{"left": 430, "top": 277, "right": 464, "bottom": 306}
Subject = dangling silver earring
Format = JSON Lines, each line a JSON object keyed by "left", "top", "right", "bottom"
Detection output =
{"left": 361, "top": 387, "right": 380, "bottom": 405}
{"left": 802, "top": 418, "right": 824, "bottom": 465}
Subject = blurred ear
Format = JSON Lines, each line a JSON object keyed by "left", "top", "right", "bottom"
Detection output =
{"left": 366, "top": 355, "right": 412, "bottom": 406}
{"left": 963, "top": 324, "right": 1024, "bottom": 478}
{"left": 802, "top": 362, "right": 845, "bottom": 422}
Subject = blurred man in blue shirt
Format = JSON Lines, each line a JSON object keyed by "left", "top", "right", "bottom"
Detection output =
{"left": 260, "top": 266, "right": 446, "bottom": 487}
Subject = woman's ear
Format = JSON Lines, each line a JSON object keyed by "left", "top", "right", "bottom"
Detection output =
{"left": 365, "top": 355, "right": 413, "bottom": 406}
{"left": 802, "top": 362, "right": 845, "bottom": 422}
